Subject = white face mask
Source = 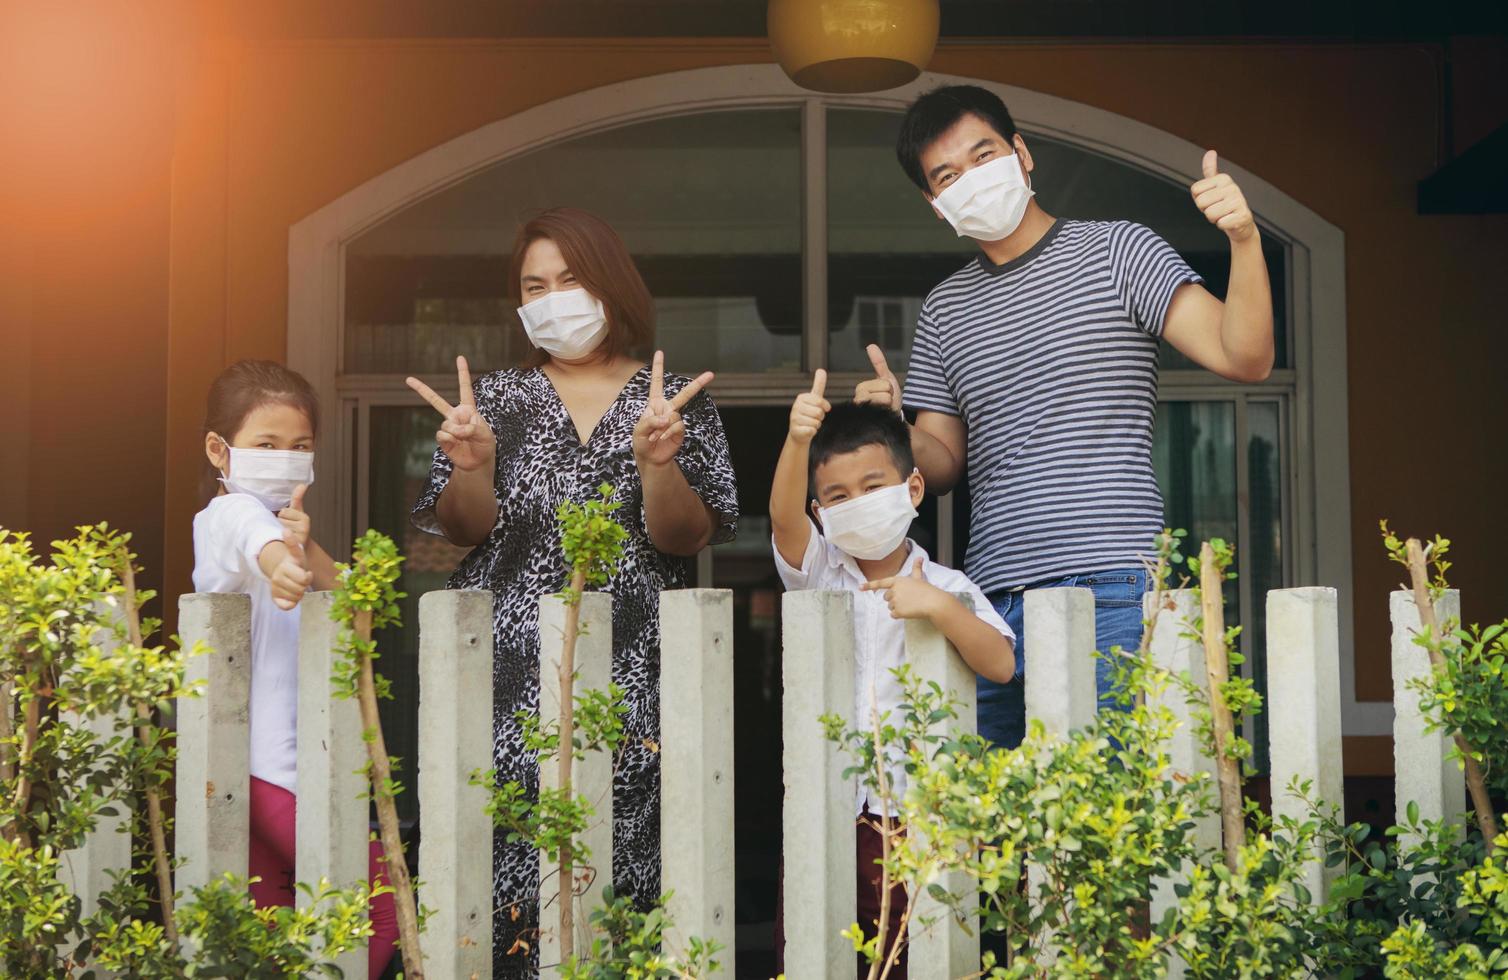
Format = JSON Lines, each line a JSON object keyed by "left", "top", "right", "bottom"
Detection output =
{"left": 217, "top": 442, "right": 315, "bottom": 511}
{"left": 517, "top": 288, "right": 610, "bottom": 360}
{"left": 817, "top": 480, "right": 919, "bottom": 561}
{"left": 931, "top": 153, "right": 1034, "bottom": 242}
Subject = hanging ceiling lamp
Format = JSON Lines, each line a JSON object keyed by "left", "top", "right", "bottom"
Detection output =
{"left": 768, "top": 0, "right": 940, "bottom": 94}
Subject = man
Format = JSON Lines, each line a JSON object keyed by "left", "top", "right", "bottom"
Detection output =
{"left": 856, "top": 84, "right": 1273, "bottom": 749}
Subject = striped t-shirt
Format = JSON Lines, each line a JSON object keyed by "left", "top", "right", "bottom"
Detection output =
{"left": 903, "top": 219, "right": 1201, "bottom": 593}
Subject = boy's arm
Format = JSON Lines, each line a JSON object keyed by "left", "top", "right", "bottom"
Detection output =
{"left": 771, "top": 370, "right": 829, "bottom": 570}
{"left": 929, "top": 594, "right": 1016, "bottom": 684}
{"left": 861, "top": 557, "right": 1016, "bottom": 683}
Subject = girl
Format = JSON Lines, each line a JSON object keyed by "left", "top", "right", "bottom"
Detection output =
{"left": 193, "top": 359, "right": 398, "bottom": 979}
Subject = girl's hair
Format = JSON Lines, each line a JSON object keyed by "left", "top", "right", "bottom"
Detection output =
{"left": 507, "top": 207, "right": 654, "bottom": 368}
{"left": 201, "top": 359, "right": 320, "bottom": 500}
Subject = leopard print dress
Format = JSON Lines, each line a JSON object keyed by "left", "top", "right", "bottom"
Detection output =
{"left": 411, "top": 365, "right": 738, "bottom": 978}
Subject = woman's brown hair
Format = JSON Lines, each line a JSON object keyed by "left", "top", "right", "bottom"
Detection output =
{"left": 201, "top": 359, "right": 321, "bottom": 500}
{"left": 507, "top": 207, "right": 654, "bottom": 367}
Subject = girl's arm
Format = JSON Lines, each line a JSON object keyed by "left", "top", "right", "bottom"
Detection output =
{"left": 256, "top": 534, "right": 315, "bottom": 611}
{"left": 305, "top": 540, "right": 340, "bottom": 592}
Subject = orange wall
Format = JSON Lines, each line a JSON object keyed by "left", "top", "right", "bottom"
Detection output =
{"left": 6, "top": 23, "right": 1505, "bottom": 757}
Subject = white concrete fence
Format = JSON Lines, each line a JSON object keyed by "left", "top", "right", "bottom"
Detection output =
{"left": 54, "top": 583, "right": 1466, "bottom": 978}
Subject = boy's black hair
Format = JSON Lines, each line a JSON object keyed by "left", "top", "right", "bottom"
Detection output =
{"left": 895, "top": 84, "right": 1019, "bottom": 192}
{"left": 809, "top": 402, "right": 916, "bottom": 490}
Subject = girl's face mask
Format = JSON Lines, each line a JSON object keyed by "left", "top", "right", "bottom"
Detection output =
{"left": 214, "top": 438, "right": 314, "bottom": 511}
{"left": 817, "top": 479, "right": 919, "bottom": 561}
{"left": 517, "top": 287, "right": 610, "bottom": 360}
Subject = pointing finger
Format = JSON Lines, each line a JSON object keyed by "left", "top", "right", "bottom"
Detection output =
{"left": 457, "top": 356, "right": 475, "bottom": 409}
{"left": 406, "top": 376, "right": 455, "bottom": 417}
{"left": 811, "top": 369, "right": 827, "bottom": 398}
{"left": 668, "top": 371, "right": 715, "bottom": 413}
{"left": 866, "top": 344, "right": 892, "bottom": 379}
{"left": 1201, "top": 149, "right": 1218, "bottom": 180}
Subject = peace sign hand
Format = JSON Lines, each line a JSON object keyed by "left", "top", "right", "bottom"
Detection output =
{"left": 860, "top": 556, "right": 945, "bottom": 621}
{"left": 633, "top": 351, "right": 714, "bottom": 468}
{"left": 854, "top": 344, "right": 903, "bottom": 416}
{"left": 1191, "top": 150, "right": 1256, "bottom": 243}
{"left": 789, "top": 370, "right": 830, "bottom": 445}
{"left": 406, "top": 356, "right": 496, "bottom": 473}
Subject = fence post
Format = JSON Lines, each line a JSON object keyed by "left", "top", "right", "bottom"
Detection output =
{"left": 1146, "top": 589, "right": 1218, "bottom": 978}
{"left": 175, "top": 592, "right": 252, "bottom": 894}
{"left": 1024, "top": 588, "right": 1098, "bottom": 738}
{"left": 904, "top": 602, "right": 980, "bottom": 980}
{"left": 538, "top": 591, "right": 615, "bottom": 973}
{"left": 1391, "top": 589, "right": 1466, "bottom": 843}
{"left": 295, "top": 591, "right": 369, "bottom": 980}
{"left": 781, "top": 591, "right": 857, "bottom": 979}
{"left": 418, "top": 589, "right": 494, "bottom": 979}
{"left": 659, "top": 589, "right": 736, "bottom": 962}
{"left": 1266, "top": 587, "right": 1343, "bottom": 903}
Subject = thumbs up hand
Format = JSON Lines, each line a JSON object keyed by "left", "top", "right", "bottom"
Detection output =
{"left": 854, "top": 344, "right": 903, "bottom": 416}
{"left": 276, "top": 483, "right": 311, "bottom": 548}
{"left": 1191, "top": 150, "right": 1256, "bottom": 243}
{"left": 860, "top": 555, "right": 945, "bottom": 621}
{"left": 269, "top": 531, "right": 314, "bottom": 611}
{"left": 788, "top": 370, "right": 831, "bottom": 445}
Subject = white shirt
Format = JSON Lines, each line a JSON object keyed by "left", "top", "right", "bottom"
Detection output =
{"left": 192, "top": 493, "right": 300, "bottom": 795}
{"left": 773, "top": 519, "right": 1015, "bottom": 817}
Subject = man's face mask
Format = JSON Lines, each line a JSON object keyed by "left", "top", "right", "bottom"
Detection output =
{"left": 817, "top": 480, "right": 919, "bottom": 561}
{"left": 215, "top": 439, "right": 314, "bottom": 511}
{"left": 931, "top": 152, "right": 1034, "bottom": 243}
{"left": 517, "top": 287, "right": 610, "bottom": 360}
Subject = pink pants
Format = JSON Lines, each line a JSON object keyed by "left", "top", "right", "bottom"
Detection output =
{"left": 249, "top": 776, "right": 399, "bottom": 979}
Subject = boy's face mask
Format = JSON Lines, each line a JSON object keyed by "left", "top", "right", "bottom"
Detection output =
{"left": 215, "top": 438, "right": 315, "bottom": 511}
{"left": 817, "top": 479, "right": 919, "bottom": 561}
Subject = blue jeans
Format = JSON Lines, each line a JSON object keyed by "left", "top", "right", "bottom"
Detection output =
{"left": 977, "top": 567, "right": 1150, "bottom": 750}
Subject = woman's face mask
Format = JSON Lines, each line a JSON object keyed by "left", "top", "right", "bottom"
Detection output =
{"left": 215, "top": 439, "right": 314, "bottom": 511}
{"left": 817, "top": 480, "right": 919, "bottom": 561}
{"left": 931, "top": 153, "right": 1034, "bottom": 242}
{"left": 517, "top": 287, "right": 609, "bottom": 360}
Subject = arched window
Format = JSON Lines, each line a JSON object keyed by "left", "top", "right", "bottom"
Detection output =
{"left": 290, "top": 67, "right": 1356, "bottom": 955}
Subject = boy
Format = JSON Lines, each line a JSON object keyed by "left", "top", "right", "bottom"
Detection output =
{"left": 771, "top": 371, "right": 1016, "bottom": 977}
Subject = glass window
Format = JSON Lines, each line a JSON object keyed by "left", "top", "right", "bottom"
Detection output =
{"left": 345, "top": 109, "right": 804, "bottom": 376}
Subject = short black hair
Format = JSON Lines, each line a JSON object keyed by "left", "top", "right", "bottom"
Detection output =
{"left": 896, "top": 84, "right": 1019, "bottom": 192}
{"left": 809, "top": 402, "right": 916, "bottom": 490}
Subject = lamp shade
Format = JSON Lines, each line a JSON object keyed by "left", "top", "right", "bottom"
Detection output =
{"left": 768, "top": 0, "right": 940, "bottom": 94}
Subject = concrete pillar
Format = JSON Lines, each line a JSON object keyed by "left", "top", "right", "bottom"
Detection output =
{"left": 295, "top": 591, "right": 369, "bottom": 980}
{"left": 538, "top": 591, "right": 615, "bottom": 971}
{"left": 781, "top": 591, "right": 857, "bottom": 980}
{"left": 1391, "top": 589, "right": 1466, "bottom": 843}
{"left": 1266, "top": 587, "right": 1343, "bottom": 903}
{"left": 1145, "top": 589, "right": 1218, "bottom": 978}
{"left": 59, "top": 707, "right": 134, "bottom": 920}
{"left": 418, "top": 589, "right": 494, "bottom": 979}
{"left": 659, "top": 589, "right": 736, "bottom": 962}
{"left": 904, "top": 607, "right": 980, "bottom": 980}
{"left": 174, "top": 592, "right": 252, "bottom": 893}
{"left": 1024, "top": 588, "right": 1098, "bottom": 739}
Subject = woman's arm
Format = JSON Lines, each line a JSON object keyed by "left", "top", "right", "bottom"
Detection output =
{"left": 632, "top": 352, "right": 719, "bottom": 558}
{"left": 406, "top": 356, "right": 499, "bottom": 547}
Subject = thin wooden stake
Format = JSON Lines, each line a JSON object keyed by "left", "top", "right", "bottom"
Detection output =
{"left": 353, "top": 608, "right": 427, "bottom": 977}
{"left": 1405, "top": 539, "right": 1500, "bottom": 851}
{"left": 120, "top": 554, "right": 178, "bottom": 946}
{"left": 556, "top": 565, "right": 589, "bottom": 965}
{"left": 1198, "top": 542, "right": 1245, "bottom": 871}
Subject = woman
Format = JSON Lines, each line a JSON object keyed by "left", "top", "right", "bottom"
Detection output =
{"left": 406, "top": 207, "right": 737, "bottom": 976}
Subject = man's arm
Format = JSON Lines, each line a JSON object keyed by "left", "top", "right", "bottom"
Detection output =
{"left": 853, "top": 345, "right": 967, "bottom": 492}
{"left": 1161, "top": 151, "right": 1274, "bottom": 383}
